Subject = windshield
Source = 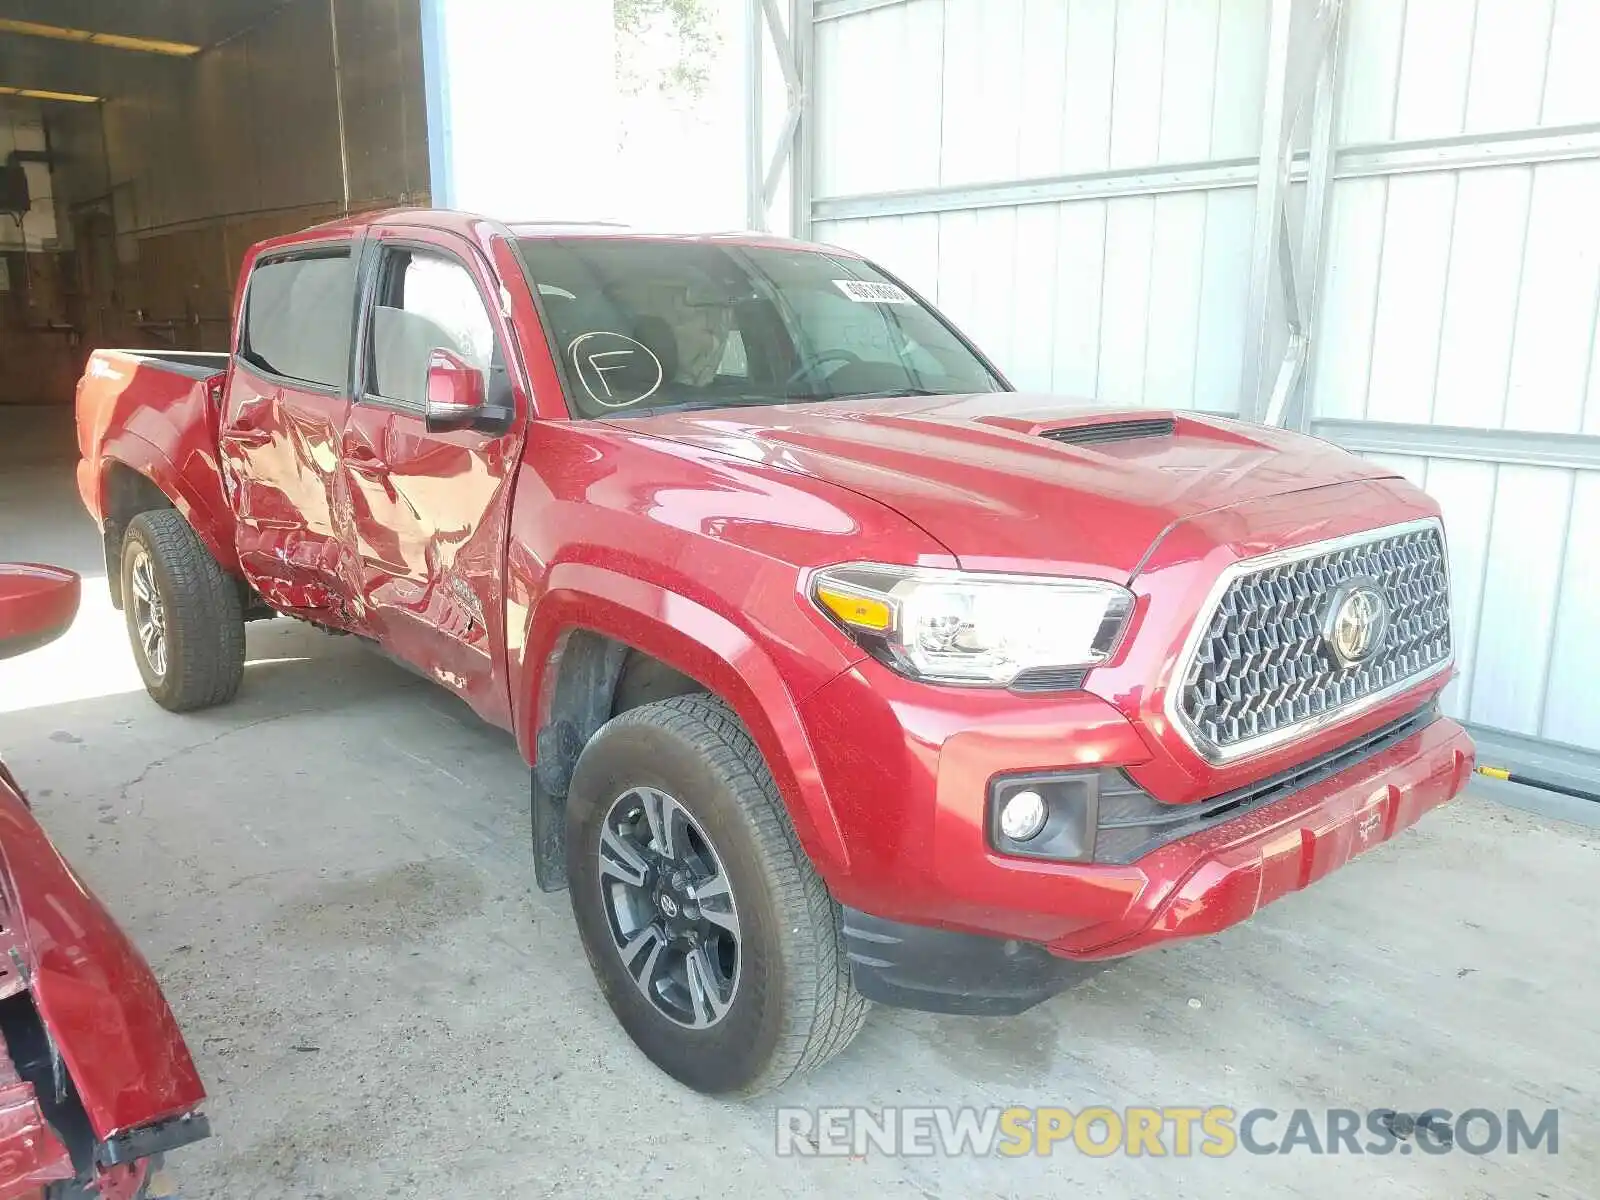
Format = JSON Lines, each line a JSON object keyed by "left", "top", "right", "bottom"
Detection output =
{"left": 516, "top": 237, "right": 1006, "bottom": 418}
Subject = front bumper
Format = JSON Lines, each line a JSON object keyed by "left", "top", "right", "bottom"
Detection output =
{"left": 801, "top": 661, "right": 1473, "bottom": 1010}
{"left": 1052, "top": 710, "right": 1473, "bottom": 959}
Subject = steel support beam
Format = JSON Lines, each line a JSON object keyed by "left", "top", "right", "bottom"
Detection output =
{"left": 1310, "top": 419, "right": 1600, "bottom": 473}
{"left": 810, "top": 122, "right": 1600, "bottom": 222}
{"left": 1339, "top": 123, "right": 1600, "bottom": 178}
{"left": 815, "top": 0, "right": 911, "bottom": 20}
{"left": 790, "top": 0, "right": 816, "bottom": 240}
{"left": 1241, "top": 0, "right": 1345, "bottom": 431}
{"left": 813, "top": 157, "right": 1265, "bottom": 221}
{"left": 744, "top": 0, "right": 765, "bottom": 230}
{"left": 745, "top": 0, "right": 813, "bottom": 235}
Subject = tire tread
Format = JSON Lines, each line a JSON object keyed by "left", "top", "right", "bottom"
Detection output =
{"left": 125, "top": 510, "right": 245, "bottom": 712}
{"left": 598, "top": 693, "right": 868, "bottom": 1095}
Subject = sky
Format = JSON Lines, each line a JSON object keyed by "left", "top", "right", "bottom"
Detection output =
{"left": 614, "top": 0, "right": 749, "bottom": 231}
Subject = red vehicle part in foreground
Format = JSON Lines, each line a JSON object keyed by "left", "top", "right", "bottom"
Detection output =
{"left": 0, "top": 564, "right": 208, "bottom": 1198}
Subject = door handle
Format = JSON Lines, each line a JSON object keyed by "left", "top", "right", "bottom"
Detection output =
{"left": 222, "top": 401, "right": 273, "bottom": 447}
{"left": 343, "top": 444, "right": 389, "bottom": 475}
{"left": 342, "top": 442, "right": 398, "bottom": 502}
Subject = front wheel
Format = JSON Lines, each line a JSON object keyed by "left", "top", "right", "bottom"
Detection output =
{"left": 566, "top": 693, "right": 867, "bottom": 1095}
{"left": 121, "top": 510, "right": 245, "bottom": 712}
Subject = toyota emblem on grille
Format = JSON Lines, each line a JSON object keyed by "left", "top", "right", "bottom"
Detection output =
{"left": 1324, "top": 580, "right": 1389, "bottom": 666}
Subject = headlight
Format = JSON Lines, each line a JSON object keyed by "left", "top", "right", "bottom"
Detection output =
{"left": 811, "top": 564, "right": 1133, "bottom": 687}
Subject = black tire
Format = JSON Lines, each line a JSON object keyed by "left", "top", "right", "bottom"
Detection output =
{"left": 121, "top": 510, "right": 245, "bottom": 712}
{"left": 566, "top": 693, "right": 868, "bottom": 1096}
{"left": 48, "top": 1168, "right": 162, "bottom": 1200}
{"left": 47, "top": 1162, "right": 168, "bottom": 1199}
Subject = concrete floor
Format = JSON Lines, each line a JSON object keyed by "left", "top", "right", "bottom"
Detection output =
{"left": 0, "top": 457, "right": 1595, "bottom": 1199}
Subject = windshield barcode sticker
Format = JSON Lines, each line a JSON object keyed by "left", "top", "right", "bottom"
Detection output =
{"left": 833, "top": 279, "right": 914, "bottom": 305}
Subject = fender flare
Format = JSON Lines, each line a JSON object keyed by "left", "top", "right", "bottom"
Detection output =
{"left": 95, "top": 433, "right": 238, "bottom": 572}
{"left": 519, "top": 561, "right": 853, "bottom": 884}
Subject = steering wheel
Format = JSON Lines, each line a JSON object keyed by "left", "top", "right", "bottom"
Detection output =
{"left": 786, "top": 350, "right": 862, "bottom": 392}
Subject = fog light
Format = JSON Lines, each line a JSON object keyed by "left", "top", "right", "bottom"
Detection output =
{"left": 988, "top": 772, "right": 1099, "bottom": 861}
{"left": 999, "top": 789, "right": 1048, "bottom": 842}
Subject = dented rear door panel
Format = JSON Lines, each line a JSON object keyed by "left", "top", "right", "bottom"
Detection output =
{"left": 217, "top": 240, "right": 363, "bottom": 623}
{"left": 220, "top": 360, "right": 354, "bottom": 618}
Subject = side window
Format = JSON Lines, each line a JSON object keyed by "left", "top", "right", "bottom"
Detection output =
{"left": 368, "top": 248, "right": 496, "bottom": 408}
{"left": 240, "top": 251, "right": 355, "bottom": 388}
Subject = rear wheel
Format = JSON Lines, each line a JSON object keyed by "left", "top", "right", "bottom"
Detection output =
{"left": 566, "top": 693, "right": 867, "bottom": 1095}
{"left": 121, "top": 510, "right": 245, "bottom": 712}
{"left": 47, "top": 1160, "right": 162, "bottom": 1199}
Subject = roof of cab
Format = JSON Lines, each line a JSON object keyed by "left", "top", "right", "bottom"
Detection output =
{"left": 253, "top": 207, "right": 857, "bottom": 258}
{"left": 506, "top": 222, "right": 834, "bottom": 253}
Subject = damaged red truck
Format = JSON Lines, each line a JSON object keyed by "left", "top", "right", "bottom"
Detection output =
{"left": 75, "top": 209, "right": 1473, "bottom": 1095}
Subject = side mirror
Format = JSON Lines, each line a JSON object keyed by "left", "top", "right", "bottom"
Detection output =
{"left": 0, "top": 564, "right": 80, "bottom": 662}
{"left": 424, "top": 348, "right": 488, "bottom": 433}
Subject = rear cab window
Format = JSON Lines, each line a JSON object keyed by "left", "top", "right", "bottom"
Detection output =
{"left": 239, "top": 247, "right": 356, "bottom": 389}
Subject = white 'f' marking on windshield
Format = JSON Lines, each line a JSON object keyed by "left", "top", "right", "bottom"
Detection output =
{"left": 587, "top": 350, "right": 637, "bottom": 397}
{"left": 567, "top": 331, "right": 664, "bottom": 408}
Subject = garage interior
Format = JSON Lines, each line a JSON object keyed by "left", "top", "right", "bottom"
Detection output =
{"left": 0, "top": 0, "right": 428, "bottom": 462}
{"left": 1, "top": 0, "right": 1598, "bottom": 1196}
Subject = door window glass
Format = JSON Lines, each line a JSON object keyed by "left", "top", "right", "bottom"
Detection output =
{"left": 240, "top": 251, "right": 355, "bottom": 387}
{"left": 368, "top": 249, "right": 497, "bottom": 408}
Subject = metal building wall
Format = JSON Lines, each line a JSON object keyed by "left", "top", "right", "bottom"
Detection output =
{"left": 799, "top": 0, "right": 1600, "bottom": 763}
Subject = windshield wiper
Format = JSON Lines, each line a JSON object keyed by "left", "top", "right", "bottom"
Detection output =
{"left": 833, "top": 388, "right": 949, "bottom": 400}
{"left": 632, "top": 400, "right": 729, "bottom": 414}
{"left": 605, "top": 390, "right": 955, "bottom": 417}
{"left": 612, "top": 398, "right": 782, "bottom": 416}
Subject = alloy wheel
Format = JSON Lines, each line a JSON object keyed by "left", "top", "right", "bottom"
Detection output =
{"left": 597, "top": 786, "right": 741, "bottom": 1029}
{"left": 128, "top": 549, "right": 168, "bottom": 679}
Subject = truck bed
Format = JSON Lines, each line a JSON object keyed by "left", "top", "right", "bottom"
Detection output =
{"left": 75, "top": 348, "right": 239, "bottom": 576}
{"left": 96, "top": 349, "right": 231, "bottom": 379}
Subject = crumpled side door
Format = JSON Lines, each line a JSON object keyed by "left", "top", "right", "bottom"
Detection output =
{"left": 217, "top": 243, "right": 362, "bottom": 623}
{"left": 334, "top": 229, "right": 529, "bottom": 725}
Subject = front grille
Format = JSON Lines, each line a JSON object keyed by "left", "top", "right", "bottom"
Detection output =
{"left": 1173, "top": 520, "right": 1452, "bottom": 760}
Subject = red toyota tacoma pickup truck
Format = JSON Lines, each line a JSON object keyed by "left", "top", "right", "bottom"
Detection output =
{"left": 76, "top": 209, "right": 1473, "bottom": 1095}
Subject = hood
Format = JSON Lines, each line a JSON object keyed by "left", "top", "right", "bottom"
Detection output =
{"left": 607, "top": 393, "right": 1398, "bottom": 579}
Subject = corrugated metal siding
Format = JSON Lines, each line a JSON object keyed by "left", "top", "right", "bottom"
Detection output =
{"left": 1311, "top": 0, "right": 1600, "bottom": 752}
{"left": 809, "top": 0, "right": 1600, "bottom": 755}
{"left": 815, "top": 0, "right": 1270, "bottom": 412}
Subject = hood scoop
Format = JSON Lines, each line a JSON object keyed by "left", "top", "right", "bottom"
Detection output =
{"left": 1041, "top": 417, "right": 1177, "bottom": 447}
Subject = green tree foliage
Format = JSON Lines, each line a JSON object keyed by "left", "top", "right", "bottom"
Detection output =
{"left": 616, "top": 0, "right": 720, "bottom": 101}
